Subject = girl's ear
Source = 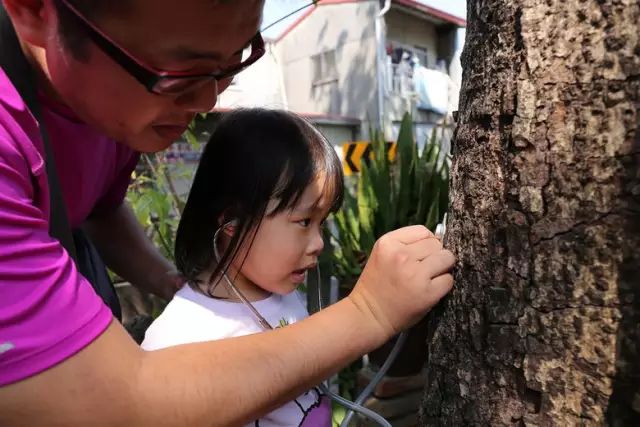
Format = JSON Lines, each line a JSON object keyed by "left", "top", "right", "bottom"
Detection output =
{"left": 217, "top": 215, "right": 238, "bottom": 237}
{"left": 223, "top": 219, "right": 238, "bottom": 237}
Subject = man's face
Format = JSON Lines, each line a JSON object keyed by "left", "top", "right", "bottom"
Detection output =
{"left": 45, "top": 0, "right": 263, "bottom": 152}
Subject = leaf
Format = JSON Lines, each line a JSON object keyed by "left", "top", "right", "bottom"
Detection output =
{"left": 357, "top": 162, "right": 376, "bottom": 253}
{"left": 396, "top": 113, "right": 415, "bottom": 227}
{"left": 415, "top": 137, "right": 435, "bottom": 224}
{"left": 425, "top": 187, "right": 441, "bottom": 230}
{"left": 345, "top": 208, "right": 361, "bottom": 250}
{"left": 439, "top": 161, "right": 450, "bottom": 222}
{"left": 184, "top": 128, "right": 199, "bottom": 149}
{"left": 369, "top": 129, "right": 393, "bottom": 235}
{"left": 328, "top": 115, "right": 451, "bottom": 288}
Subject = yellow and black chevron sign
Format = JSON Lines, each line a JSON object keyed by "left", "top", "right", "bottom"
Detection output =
{"left": 342, "top": 141, "right": 397, "bottom": 176}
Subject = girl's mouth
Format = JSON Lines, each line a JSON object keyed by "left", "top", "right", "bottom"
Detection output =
{"left": 291, "top": 268, "right": 308, "bottom": 283}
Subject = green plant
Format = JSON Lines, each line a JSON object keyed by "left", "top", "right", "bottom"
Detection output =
{"left": 126, "top": 120, "right": 205, "bottom": 263}
{"left": 329, "top": 113, "right": 450, "bottom": 288}
{"left": 327, "top": 113, "right": 450, "bottom": 403}
{"left": 127, "top": 154, "right": 184, "bottom": 261}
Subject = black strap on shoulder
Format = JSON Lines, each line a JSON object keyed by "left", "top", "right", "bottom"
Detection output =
{"left": 0, "top": 5, "right": 78, "bottom": 261}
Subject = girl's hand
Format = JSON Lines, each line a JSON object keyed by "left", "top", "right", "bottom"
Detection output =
{"left": 347, "top": 225, "right": 455, "bottom": 339}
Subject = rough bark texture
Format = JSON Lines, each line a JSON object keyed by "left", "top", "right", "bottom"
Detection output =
{"left": 420, "top": 0, "right": 640, "bottom": 425}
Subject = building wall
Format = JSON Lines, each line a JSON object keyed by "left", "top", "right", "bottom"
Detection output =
{"left": 315, "top": 122, "right": 357, "bottom": 146}
{"left": 277, "top": 2, "right": 378, "bottom": 122}
{"left": 216, "top": 44, "right": 286, "bottom": 109}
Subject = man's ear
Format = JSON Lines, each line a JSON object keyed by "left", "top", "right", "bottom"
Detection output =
{"left": 3, "top": 0, "right": 50, "bottom": 48}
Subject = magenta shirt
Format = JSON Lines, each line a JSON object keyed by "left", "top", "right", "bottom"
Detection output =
{"left": 0, "top": 67, "right": 139, "bottom": 386}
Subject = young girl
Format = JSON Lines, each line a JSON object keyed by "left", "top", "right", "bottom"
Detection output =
{"left": 142, "top": 109, "right": 344, "bottom": 427}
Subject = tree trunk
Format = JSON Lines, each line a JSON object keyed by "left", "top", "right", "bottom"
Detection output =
{"left": 421, "top": 0, "right": 639, "bottom": 425}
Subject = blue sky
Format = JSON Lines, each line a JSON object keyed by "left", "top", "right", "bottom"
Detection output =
{"left": 261, "top": 0, "right": 467, "bottom": 39}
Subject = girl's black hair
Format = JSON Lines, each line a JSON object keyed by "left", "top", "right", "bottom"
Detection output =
{"left": 175, "top": 108, "right": 344, "bottom": 291}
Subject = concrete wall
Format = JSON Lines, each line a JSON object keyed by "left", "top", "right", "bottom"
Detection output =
{"left": 315, "top": 123, "right": 358, "bottom": 147}
{"left": 276, "top": 2, "right": 378, "bottom": 122}
{"left": 216, "top": 44, "right": 286, "bottom": 109}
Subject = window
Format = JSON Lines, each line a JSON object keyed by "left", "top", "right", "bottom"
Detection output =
{"left": 311, "top": 49, "right": 338, "bottom": 85}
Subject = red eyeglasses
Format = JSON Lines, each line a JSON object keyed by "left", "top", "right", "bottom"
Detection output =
{"left": 57, "top": 0, "right": 266, "bottom": 95}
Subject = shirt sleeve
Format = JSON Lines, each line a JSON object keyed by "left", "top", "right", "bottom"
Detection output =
{"left": 92, "top": 150, "right": 140, "bottom": 215}
{"left": 0, "top": 136, "right": 113, "bottom": 387}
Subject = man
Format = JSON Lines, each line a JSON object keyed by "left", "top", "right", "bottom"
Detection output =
{"left": 0, "top": 0, "right": 456, "bottom": 425}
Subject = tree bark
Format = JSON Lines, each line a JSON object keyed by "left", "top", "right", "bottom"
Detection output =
{"left": 421, "top": 0, "right": 639, "bottom": 425}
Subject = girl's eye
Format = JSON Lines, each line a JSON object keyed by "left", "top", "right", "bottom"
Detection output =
{"left": 297, "top": 218, "right": 312, "bottom": 227}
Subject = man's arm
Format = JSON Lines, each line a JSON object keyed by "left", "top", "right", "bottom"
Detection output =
{"left": 0, "top": 226, "right": 454, "bottom": 427}
{"left": 0, "top": 299, "right": 381, "bottom": 426}
{"left": 84, "top": 202, "right": 180, "bottom": 300}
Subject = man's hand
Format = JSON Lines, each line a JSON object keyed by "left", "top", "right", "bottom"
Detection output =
{"left": 150, "top": 269, "right": 186, "bottom": 300}
{"left": 85, "top": 203, "right": 181, "bottom": 301}
{"left": 347, "top": 225, "right": 455, "bottom": 338}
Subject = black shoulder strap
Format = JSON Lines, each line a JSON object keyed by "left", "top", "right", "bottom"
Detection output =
{"left": 0, "top": 6, "right": 78, "bottom": 261}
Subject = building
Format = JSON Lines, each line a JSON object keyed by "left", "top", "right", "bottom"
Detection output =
{"left": 168, "top": 0, "right": 465, "bottom": 165}
{"left": 219, "top": 0, "right": 464, "bottom": 141}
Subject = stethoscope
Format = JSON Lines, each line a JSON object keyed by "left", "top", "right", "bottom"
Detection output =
{"left": 210, "top": 215, "right": 447, "bottom": 427}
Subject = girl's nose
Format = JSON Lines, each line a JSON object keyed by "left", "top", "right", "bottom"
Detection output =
{"left": 307, "top": 229, "right": 324, "bottom": 256}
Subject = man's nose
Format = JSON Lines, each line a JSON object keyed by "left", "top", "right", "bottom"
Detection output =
{"left": 174, "top": 79, "right": 219, "bottom": 113}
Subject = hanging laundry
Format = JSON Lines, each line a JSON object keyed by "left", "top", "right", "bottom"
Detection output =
{"left": 413, "top": 66, "right": 450, "bottom": 115}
